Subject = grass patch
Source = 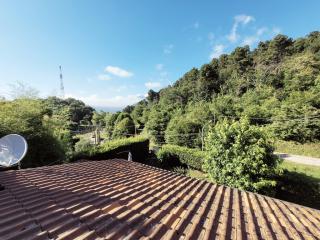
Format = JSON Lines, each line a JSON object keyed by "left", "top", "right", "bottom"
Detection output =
{"left": 275, "top": 140, "right": 320, "bottom": 158}
{"left": 186, "top": 160, "right": 320, "bottom": 209}
{"left": 281, "top": 160, "right": 320, "bottom": 180}
{"left": 276, "top": 161, "right": 320, "bottom": 209}
{"left": 187, "top": 169, "right": 209, "bottom": 181}
{"left": 187, "top": 161, "right": 320, "bottom": 183}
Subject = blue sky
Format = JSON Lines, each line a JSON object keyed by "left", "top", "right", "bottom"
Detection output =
{"left": 0, "top": 0, "right": 319, "bottom": 110}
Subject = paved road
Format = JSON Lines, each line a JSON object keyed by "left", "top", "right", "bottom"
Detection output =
{"left": 275, "top": 153, "right": 320, "bottom": 166}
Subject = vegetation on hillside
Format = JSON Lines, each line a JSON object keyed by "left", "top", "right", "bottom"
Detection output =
{"left": 96, "top": 31, "right": 320, "bottom": 207}
{"left": 1, "top": 32, "right": 320, "bottom": 208}
{"left": 107, "top": 32, "right": 320, "bottom": 147}
{"left": 0, "top": 94, "right": 94, "bottom": 168}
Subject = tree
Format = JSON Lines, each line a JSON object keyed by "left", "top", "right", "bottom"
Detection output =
{"left": 283, "top": 53, "right": 320, "bottom": 92}
{"left": 165, "top": 114, "right": 201, "bottom": 148}
{"left": 0, "top": 99, "right": 66, "bottom": 168}
{"left": 271, "top": 91, "right": 320, "bottom": 143}
{"left": 197, "top": 61, "right": 221, "bottom": 100}
{"left": 131, "top": 100, "right": 147, "bottom": 129}
{"left": 112, "top": 117, "right": 135, "bottom": 139}
{"left": 146, "top": 89, "right": 159, "bottom": 103}
{"left": 204, "top": 118, "right": 281, "bottom": 194}
{"left": 123, "top": 105, "right": 135, "bottom": 114}
{"left": 105, "top": 112, "right": 120, "bottom": 138}
{"left": 92, "top": 111, "right": 107, "bottom": 127}
{"left": 145, "top": 106, "right": 171, "bottom": 144}
{"left": 44, "top": 97, "right": 94, "bottom": 129}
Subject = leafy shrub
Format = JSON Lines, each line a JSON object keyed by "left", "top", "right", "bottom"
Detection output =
{"left": 165, "top": 115, "right": 201, "bottom": 148}
{"left": 204, "top": 118, "right": 281, "bottom": 194}
{"left": 74, "top": 138, "right": 93, "bottom": 153}
{"left": 145, "top": 106, "right": 171, "bottom": 144}
{"left": 73, "top": 136, "right": 149, "bottom": 163}
{"left": 0, "top": 99, "right": 67, "bottom": 168}
{"left": 156, "top": 144, "right": 206, "bottom": 170}
{"left": 112, "top": 117, "right": 135, "bottom": 139}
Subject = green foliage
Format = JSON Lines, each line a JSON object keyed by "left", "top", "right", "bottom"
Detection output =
{"left": 0, "top": 99, "right": 66, "bottom": 168}
{"left": 44, "top": 96, "right": 94, "bottom": 129}
{"left": 283, "top": 53, "right": 320, "bottom": 91}
{"left": 236, "top": 87, "right": 280, "bottom": 125}
{"left": 271, "top": 90, "right": 320, "bottom": 142}
{"left": 165, "top": 114, "right": 201, "bottom": 148}
{"left": 156, "top": 144, "right": 206, "bottom": 170}
{"left": 145, "top": 105, "right": 171, "bottom": 144}
{"left": 112, "top": 117, "right": 135, "bottom": 139}
{"left": 131, "top": 100, "right": 147, "bottom": 127}
{"left": 275, "top": 140, "right": 320, "bottom": 158}
{"left": 92, "top": 111, "right": 107, "bottom": 127}
{"left": 74, "top": 138, "right": 92, "bottom": 153}
{"left": 204, "top": 118, "right": 281, "bottom": 194}
{"left": 105, "top": 111, "right": 120, "bottom": 138}
{"left": 73, "top": 136, "right": 149, "bottom": 163}
{"left": 129, "top": 33, "right": 320, "bottom": 145}
{"left": 146, "top": 89, "right": 159, "bottom": 103}
{"left": 0, "top": 95, "right": 97, "bottom": 168}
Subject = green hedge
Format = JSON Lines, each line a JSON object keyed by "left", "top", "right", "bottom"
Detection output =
{"left": 73, "top": 136, "right": 149, "bottom": 163}
{"left": 156, "top": 144, "right": 206, "bottom": 170}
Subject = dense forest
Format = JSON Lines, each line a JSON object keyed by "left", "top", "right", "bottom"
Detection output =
{"left": 102, "top": 32, "right": 320, "bottom": 147}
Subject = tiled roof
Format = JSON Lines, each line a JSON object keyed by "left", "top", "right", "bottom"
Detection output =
{"left": 0, "top": 159, "right": 319, "bottom": 240}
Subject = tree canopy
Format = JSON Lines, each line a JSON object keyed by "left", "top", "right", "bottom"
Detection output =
{"left": 107, "top": 32, "right": 320, "bottom": 146}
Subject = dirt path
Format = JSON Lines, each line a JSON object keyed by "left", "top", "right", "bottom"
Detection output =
{"left": 275, "top": 153, "right": 320, "bottom": 166}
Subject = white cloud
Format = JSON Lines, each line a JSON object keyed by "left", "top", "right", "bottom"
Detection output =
{"left": 156, "top": 64, "right": 164, "bottom": 71}
{"left": 235, "top": 15, "right": 254, "bottom": 25}
{"left": 145, "top": 82, "right": 162, "bottom": 89}
{"left": 164, "top": 44, "right": 174, "bottom": 54}
{"left": 242, "top": 36, "right": 258, "bottom": 47}
{"left": 227, "top": 14, "right": 255, "bottom": 42}
{"left": 257, "top": 27, "right": 268, "bottom": 36}
{"left": 104, "top": 66, "right": 133, "bottom": 78}
{"left": 97, "top": 74, "right": 112, "bottom": 81}
{"left": 65, "top": 93, "right": 144, "bottom": 108}
{"left": 210, "top": 44, "right": 225, "bottom": 59}
{"left": 241, "top": 27, "right": 268, "bottom": 47}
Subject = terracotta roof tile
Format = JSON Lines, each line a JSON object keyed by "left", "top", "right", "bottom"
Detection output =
{"left": 0, "top": 158, "right": 319, "bottom": 240}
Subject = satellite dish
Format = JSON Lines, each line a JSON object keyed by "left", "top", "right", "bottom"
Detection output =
{"left": 0, "top": 134, "right": 28, "bottom": 168}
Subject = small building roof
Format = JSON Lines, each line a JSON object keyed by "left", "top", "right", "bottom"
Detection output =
{"left": 0, "top": 159, "right": 319, "bottom": 240}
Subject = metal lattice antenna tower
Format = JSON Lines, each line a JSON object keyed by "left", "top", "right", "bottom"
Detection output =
{"left": 59, "top": 65, "right": 65, "bottom": 99}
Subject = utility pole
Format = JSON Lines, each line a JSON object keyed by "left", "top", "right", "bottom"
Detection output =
{"left": 59, "top": 65, "right": 65, "bottom": 99}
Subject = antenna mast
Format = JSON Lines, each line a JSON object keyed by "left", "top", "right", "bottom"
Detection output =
{"left": 59, "top": 65, "right": 65, "bottom": 99}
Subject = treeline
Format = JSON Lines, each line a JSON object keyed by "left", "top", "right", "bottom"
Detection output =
{"left": 0, "top": 96, "right": 94, "bottom": 168}
{"left": 106, "top": 31, "right": 320, "bottom": 146}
